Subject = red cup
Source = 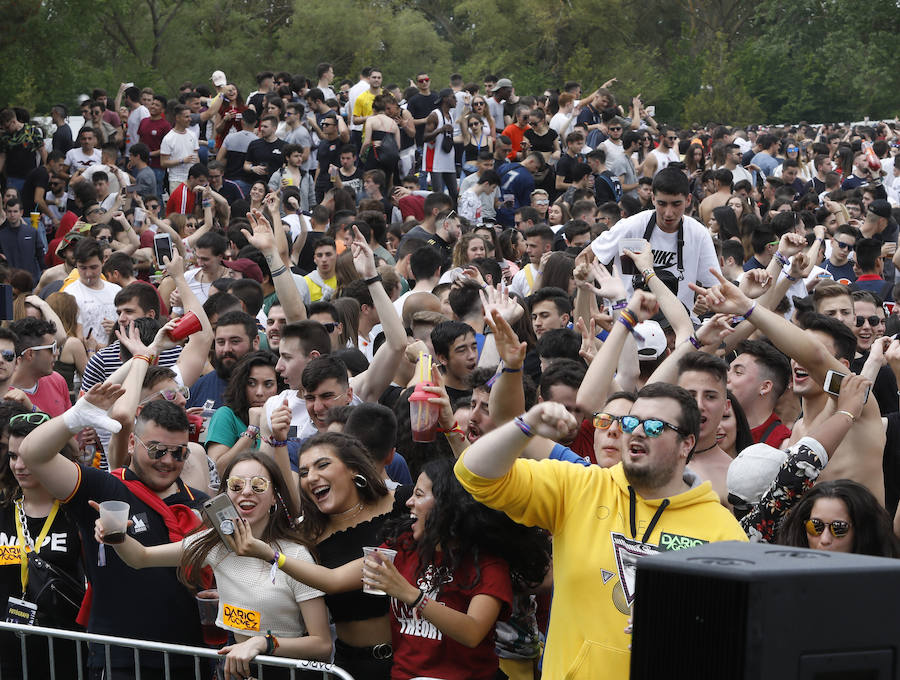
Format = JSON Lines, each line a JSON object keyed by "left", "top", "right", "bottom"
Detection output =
{"left": 409, "top": 382, "right": 440, "bottom": 443}
{"left": 168, "top": 311, "right": 202, "bottom": 341}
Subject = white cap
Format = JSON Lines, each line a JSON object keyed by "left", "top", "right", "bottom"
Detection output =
{"left": 634, "top": 320, "right": 667, "bottom": 361}
{"left": 726, "top": 443, "right": 789, "bottom": 505}
{"left": 211, "top": 70, "right": 227, "bottom": 88}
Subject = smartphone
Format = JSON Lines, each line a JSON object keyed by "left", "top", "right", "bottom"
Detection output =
{"left": 125, "top": 185, "right": 137, "bottom": 194}
{"left": 203, "top": 494, "right": 240, "bottom": 547}
{"left": 645, "top": 105, "right": 656, "bottom": 117}
{"left": 153, "top": 232, "right": 174, "bottom": 267}
{"left": 133, "top": 207, "right": 145, "bottom": 225}
{"left": 235, "top": 113, "right": 242, "bottom": 121}
{"left": 823, "top": 370, "right": 870, "bottom": 403}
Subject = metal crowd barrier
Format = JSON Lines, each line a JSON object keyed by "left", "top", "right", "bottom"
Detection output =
{"left": 0, "top": 621, "right": 355, "bottom": 680}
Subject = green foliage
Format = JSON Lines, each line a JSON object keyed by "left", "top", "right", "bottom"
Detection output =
{"left": 0, "top": 0, "right": 897, "bottom": 125}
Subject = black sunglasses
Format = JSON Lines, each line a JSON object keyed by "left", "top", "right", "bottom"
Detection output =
{"left": 0, "top": 349, "right": 14, "bottom": 362}
{"left": 834, "top": 241, "right": 853, "bottom": 251}
{"left": 322, "top": 322, "right": 338, "bottom": 333}
{"left": 855, "top": 315, "right": 884, "bottom": 327}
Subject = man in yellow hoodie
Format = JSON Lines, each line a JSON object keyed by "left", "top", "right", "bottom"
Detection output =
{"left": 455, "top": 337, "right": 747, "bottom": 677}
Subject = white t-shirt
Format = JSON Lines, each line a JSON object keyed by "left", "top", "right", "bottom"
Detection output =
{"left": 549, "top": 112, "right": 573, "bottom": 138}
{"left": 126, "top": 105, "right": 150, "bottom": 153}
{"left": 650, "top": 147, "right": 680, "bottom": 175}
{"left": 160, "top": 129, "right": 199, "bottom": 186}
{"left": 590, "top": 208, "right": 721, "bottom": 314}
{"left": 65, "top": 279, "right": 121, "bottom": 344}
{"left": 263, "top": 389, "right": 363, "bottom": 442}
{"left": 601, "top": 138, "right": 626, "bottom": 164}
{"left": 80, "top": 163, "right": 122, "bottom": 195}
{"left": 64, "top": 148, "right": 103, "bottom": 199}
{"left": 487, "top": 98, "right": 505, "bottom": 134}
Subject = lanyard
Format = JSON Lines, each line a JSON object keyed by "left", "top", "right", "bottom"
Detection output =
{"left": 14, "top": 497, "right": 60, "bottom": 594}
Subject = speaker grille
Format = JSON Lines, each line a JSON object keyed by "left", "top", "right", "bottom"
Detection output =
{"left": 631, "top": 568, "right": 749, "bottom": 678}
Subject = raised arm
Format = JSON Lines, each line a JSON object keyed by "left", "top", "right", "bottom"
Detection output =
{"left": 167, "top": 252, "right": 215, "bottom": 387}
{"left": 93, "top": 503, "right": 183, "bottom": 568}
{"left": 241, "top": 210, "right": 307, "bottom": 322}
{"left": 350, "top": 226, "right": 406, "bottom": 402}
{"left": 19, "top": 384, "right": 126, "bottom": 501}
{"left": 263, "top": 192, "right": 291, "bottom": 270}
{"left": 485, "top": 309, "right": 527, "bottom": 425}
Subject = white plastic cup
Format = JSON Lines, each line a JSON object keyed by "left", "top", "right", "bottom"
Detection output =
{"left": 99, "top": 500, "right": 130, "bottom": 543}
{"left": 362, "top": 547, "right": 398, "bottom": 595}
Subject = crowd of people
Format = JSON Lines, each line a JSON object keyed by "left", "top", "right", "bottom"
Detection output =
{"left": 0, "top": 63, "right": 899, "bottom": 680}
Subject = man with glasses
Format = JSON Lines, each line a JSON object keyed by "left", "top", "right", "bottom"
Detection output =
{"left": 456, "top": 311, "right": 746, "bottom": 680}
{"left": 9, "top": 318, "right": 70, "bottom": 416}
{"left": 407, "top": 71, "right": 440, "bottom": 153}
{"left": 17, "top": 394, "right": 209, "bottom": 678}
{"left": 822, "top": 224, "right": 859, "bottom": 282}
{"left": 645, "top": 125, "right": 681, "bottom": 177}
{"left": 847, "top": 289, "right": 898, "bottom": 416}
{"left": 721, "top": 142, "right": 753, "bottom": 186}
{"left": 313, "top": 112, "right": 345, "bottom": 203}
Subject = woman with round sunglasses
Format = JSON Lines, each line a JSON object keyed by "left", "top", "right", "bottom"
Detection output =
{"left": 459, "top": 114, "right": 493, "bottom": 176}
{"left": 232, "top": 455, "right": 550, "bottom": 680}
{"left": 207, "top": 351, "right": 281, "bottom": 476}
{"left": 93, "top": 451, "right": 332, "bottom": 678}
{"left": 777, "top": 479, "right": 899, "bottom": 557}
{"left": 467, "top": 97, "right": 495, "bottom": 139}
{"left": 0, "top": 404, "right": 85, "bottom": 680}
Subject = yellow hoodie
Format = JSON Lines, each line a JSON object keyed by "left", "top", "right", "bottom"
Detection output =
{"left": 455, "top": 455, "right": 747, "bottom": 679}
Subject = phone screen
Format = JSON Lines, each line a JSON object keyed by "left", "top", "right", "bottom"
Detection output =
{"left": 154, "top": 235, "right": 173, "bottom": 266}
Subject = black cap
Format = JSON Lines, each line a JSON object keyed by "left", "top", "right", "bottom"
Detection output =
{"left": 868, "top": 199, "right": 891, "bottom": 219}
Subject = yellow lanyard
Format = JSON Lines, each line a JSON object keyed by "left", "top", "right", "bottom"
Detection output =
{"left": 14, "top": 498, "right": 60, "bottom": 595}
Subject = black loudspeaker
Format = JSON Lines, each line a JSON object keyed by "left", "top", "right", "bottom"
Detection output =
{"left": 631, "top": 541, "right": 900, "bottom": 680}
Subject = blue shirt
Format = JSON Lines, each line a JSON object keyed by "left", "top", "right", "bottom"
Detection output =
{"left": 186, "top": 371, "right": 227, "bottom": 409}
{"left": 497, "top": 163, "right": 535, "bottom": 227}
{"left": 386, "top": 452, "right": 413, "bottom": 485}
{"left": 0, "top": 219, "right": 43, "bottom": 282}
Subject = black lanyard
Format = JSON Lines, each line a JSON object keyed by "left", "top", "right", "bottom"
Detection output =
{"left": 642, "top": 212, "right": 685, "bottom": 281}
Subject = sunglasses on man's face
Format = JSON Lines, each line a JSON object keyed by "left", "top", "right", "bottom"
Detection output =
{"left": 855, "top": 315, "right": 884, "bottom": 328}
{"left": 22, "top": 341, "right": 58, "bottom": 357}
{"left": 418, "top": 78, "right": 430, "bottom": 83}
{"left": 0, "top": 349, "right": 14, "bottom": 362}
{"left": 134, "top": 434, "right": 189, "bottom": 462}
{"left": 834, "top": 241, "right": 854, "bottom": 251}
{"left": 620, "top": 415, "right": 686, "bottom": 438}
{"left": 805, "top": 518, "right": 851, "bottom": 538}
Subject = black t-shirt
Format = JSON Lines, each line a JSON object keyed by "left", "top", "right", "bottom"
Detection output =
{"left": 524, "top": 128, "right": 558, "bottom": 153}
{"left": 52, "top": 124, "right": 75, "bottom": 154}
{"left": 850, "top": 355, "right": 898, "bottom": 416}
{"left": 884, "top": 413, "right": 900, "bottom": 518}
{"left": 556, "top": 152, "right": 583, "bottom": 184}
{"left": 0, "top": 501, "right": 84, "bottom": 679}
{"left": 66, "top": 465, "right": 208, "bottom": 669}
{"left": 245, "top": 137, "right": 286, "bottom": 180}
{"left": 21, "top": 165, "right": 50, "bottom": 214}
{"left": 338, "top": 166, "right": 366, "bottom": 198}
{"left": 295, "top": 231, "right": 325, "bottom": 275}
{"left": 445, "top": 384, "right": 472, "bottom": 407}
{"left": 594, "top": 170, "right": 621, "bottom": 204}
{"left": 315, "top": 138, "right": 342, "bottom": 194}
{"left": 214, "top": 179, "right": 245, "bottom": 205}
{"left": 407, "top": 93, "right": 440, "bottom": 146}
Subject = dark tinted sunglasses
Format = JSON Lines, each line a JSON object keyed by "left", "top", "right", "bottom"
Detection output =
{"left": 834, "top": 241, "right": 853, "bottom": 251}
{"left": 0, "top": 349, "right": 14, "bottom": 362}
{"left": 855, "top": 315, "right": 884, "bottom": 327}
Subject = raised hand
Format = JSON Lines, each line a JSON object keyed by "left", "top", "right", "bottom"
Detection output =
{"left": 485, "top": 308, "right": 527, "bottom": 369}
{"left": 150, "top": 319, "right": 179, "bottom": 352}
{"left": 162, "top": 251, "right": 184, "bottom": 279}
{"left": 739, "top": 268, "right": 771, "bottom": 299}
{"left": 789, "top": 251, "right": 812, "bottom": 279}
{"left": 689, "top": 269, "right": 754, "bottom": 317}
{"left": 349, "top": 225, "right": 376, "bottom": 279}
{"left": 521, "top": 401, "right": 580, "bottom": 440}
{"left": 264, "top": 191, "right": 281, "bottom": 214}
{"left": 587, "top": 261, "right": 627, "bottom": 301}
{"left": 115, "top": 320, "right": 152, "bottom": 358}
{"left": 480, "top": 283, "right": 524, "bottom": 325}
{"left": 695, "top": 313, "right": 735, "bottom": 347}
{"left": 778, "top": 233, "right": 807, "bottom": 258}
{"left": 575, "top": 316, "right": 601, "bottom": 364}
{"left": 626, "top": 289, "right": 659, "bottom": 323}
{"left": 240, "top": 209, "right": 276, "bottom": 254}
{"left": 270, "top": 398, "right": 292, "bottom": 442}
{"left": 622, "top": 239, "right": 653, "bottom": 273}
{"left": 835, "top": 373, "right": 872, "bottom": 421}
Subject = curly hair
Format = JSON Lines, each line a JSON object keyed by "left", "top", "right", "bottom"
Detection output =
{"left": 222, "top": 351, "right": 281, "bottom": 423}
{"left": 381, "top": 457, "right": 550, "bottom": 595}
{"left": 777, "top": 480, "right": 900, "bottom": 558}
{"left": 179, "top": 451, "right": 306, "bottom": 589}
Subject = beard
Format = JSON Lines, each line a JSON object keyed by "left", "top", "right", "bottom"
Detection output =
{"left": 213, "top": 353, "right": 237, "bottom": 379}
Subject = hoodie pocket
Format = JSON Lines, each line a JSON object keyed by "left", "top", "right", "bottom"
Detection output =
{"left": 563, "top": 639, "right": 628, "bottom": 679}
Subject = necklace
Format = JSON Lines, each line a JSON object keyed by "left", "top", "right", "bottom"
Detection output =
{"left": 692, "top": 442, "right": 718, "bottom": 456}
{"left": 333, "top": 502, "right": 364, "bottom": 522}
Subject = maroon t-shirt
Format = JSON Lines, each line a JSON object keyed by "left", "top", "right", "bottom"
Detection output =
{"left": 387, "top": 541, "right": 512, "bottom": 680}
{"left": 138, "top": 117, "right": 172, "bottom": 168}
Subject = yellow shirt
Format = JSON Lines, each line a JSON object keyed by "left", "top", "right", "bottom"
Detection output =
{"left": 455, "top": 455, "right": 747, "bottom": 679}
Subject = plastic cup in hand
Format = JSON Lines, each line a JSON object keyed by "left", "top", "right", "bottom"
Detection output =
{"left": 167, "top": 311, "right": 202, "bottom": 341}
{"left": 196, "top": 589, "right": 227, "bottom": 646}
{"left": 409, "top": 383, "right": 439, "bottom": 443}
{"left": 362, "top": 547, "right": 398, "bottom": 595}
{"left": 29, "top": 212, "right": 40, "bottom": 229}
{"left": 99, "top": 501, "right": 130, "bottom": 544}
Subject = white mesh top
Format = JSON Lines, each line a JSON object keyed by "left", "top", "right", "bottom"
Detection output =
{"left": 185, "top": 530, "right": 325, "bottom": 637}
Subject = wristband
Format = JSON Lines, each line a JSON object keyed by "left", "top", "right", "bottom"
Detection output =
{"left": 784, "top": 271, "right": 798, "bottom": 282}
{"left": 133, "top": 354, "right": 155, "bottom": 365}
{"left": 641, "top": 267, "right": 656, "bottom": 282}
{"left": 619, "top": 308, "right": 638, "bottom": 326}
{"left": 241, "top": 425, "right": 260, "bottom": 440}
{"left": 264, "top": 631, "right": 279, "bottom": 654}
{"left": 501, "top": 366, "right": 522, "bottom": 373}
{"left": 364, "top": 273, "right": 383, "bottom": 285}
{"left": 743, "top": 303, "right": 757, "bottom": 320}
{"left": 270, "top": 265, "right": 287, "bottom": 278}
{"left": 611, "top": 299, "right": 627, "bottom": 311}
{"left": 835, "top": 410, "right": 856, "bottom": 422}
{"left": 774, "top": 251, "right": 790, "bottom": 267}
{"left": 513, "top": 415, "right": 534, "bottom": 438}
{"left": 269, "top": 550, "right": 288, "bottom": 583}
{"left": 688, "top": 336, "right": 701, "bottom": 350}
{"left": 410, "top": 590, "right": 426, "bottom": 609}
{"left": 264, "top": 436, "right": 288, "bottom": 448}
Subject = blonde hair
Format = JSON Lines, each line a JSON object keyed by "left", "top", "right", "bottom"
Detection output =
{"left": 46, "top": 292, "right": 79, "bottom": 337}
{"left": 452, "top": 232, "right": 486, "bottom": 268}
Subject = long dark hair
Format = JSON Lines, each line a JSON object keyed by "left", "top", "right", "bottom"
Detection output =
{"left": 381, "top": 457, "right": 551, "bottom": 594}
{"left": 713, "top": 205, "right": 740, "bottom": 241}
{"left": 777, "top": 480, "right": 900, "bottom": 558}
{"left": 179, "top": 451, "right": 305, "bottom": 589}
{"left": 724, "top": 389, "right": 754, "bottom": 456}
{"left": 538, "top": 252, "right": 575, "bottom": 293}
{"left": 296, "top": 432, "right": 389, "bottom": 542}
{"left": 222, "top": 351, "right": 281, "bottom": 423}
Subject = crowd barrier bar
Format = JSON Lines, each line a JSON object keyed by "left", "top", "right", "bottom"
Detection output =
{"left": 0, "top": 621, "right": 355, "bottom": 680}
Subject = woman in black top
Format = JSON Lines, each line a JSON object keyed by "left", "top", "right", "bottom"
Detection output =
{"left": 523, "top": 109, "right": 560, "bottom": 162}
{"left": 0, "top": 405, "right": 85, "bottom": 680}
